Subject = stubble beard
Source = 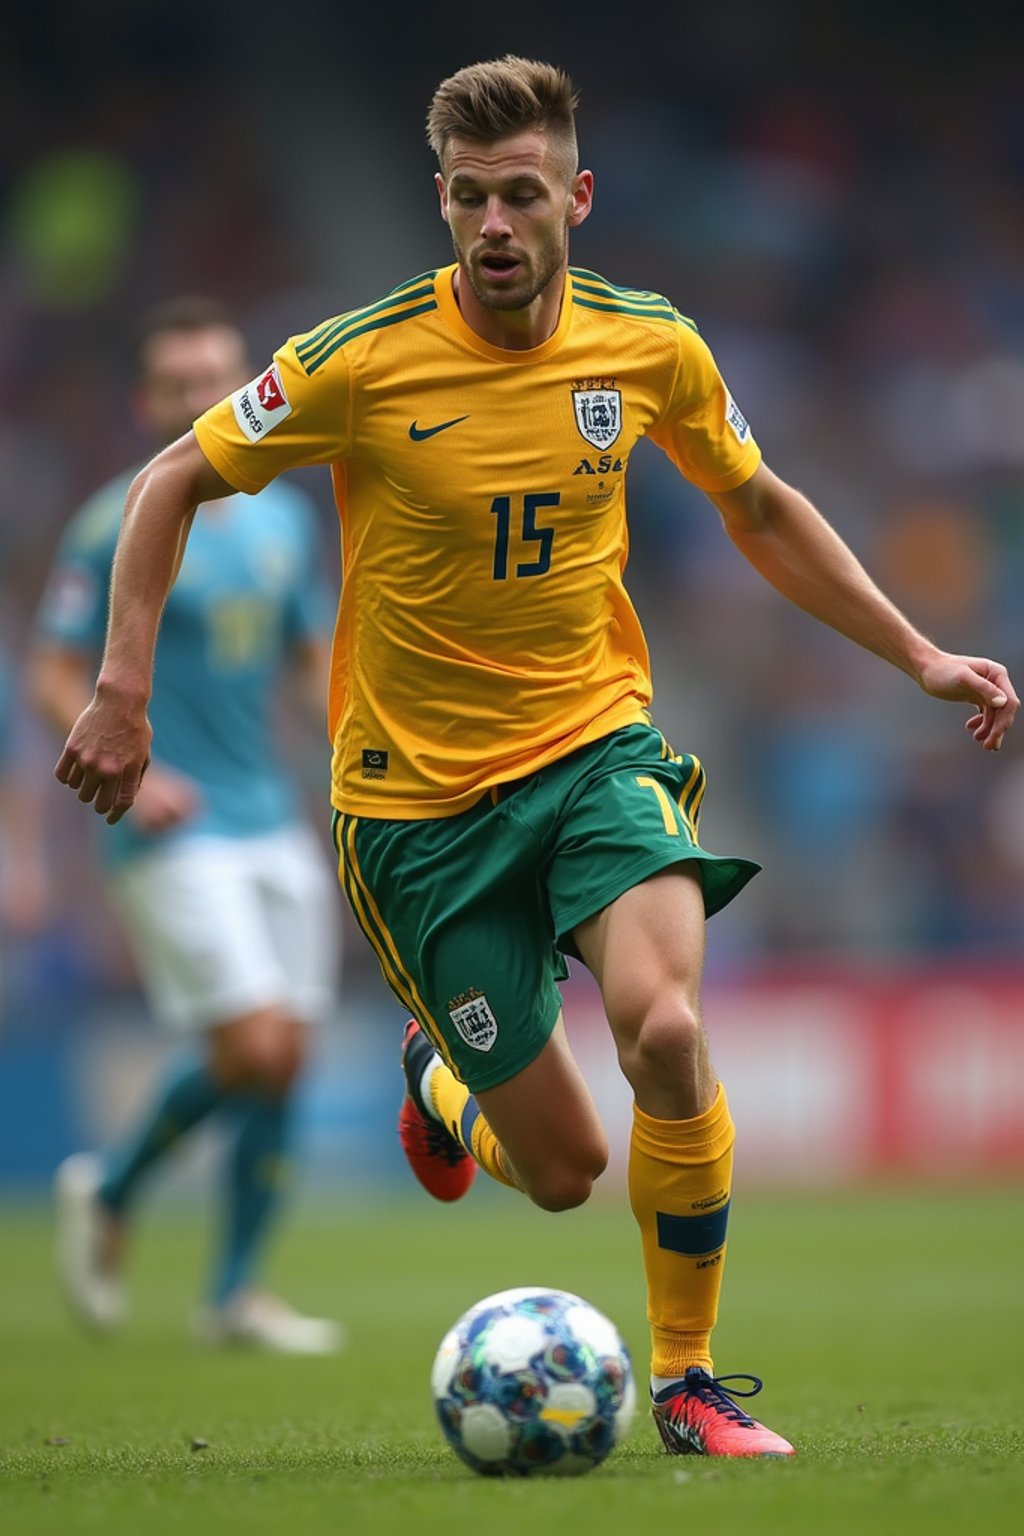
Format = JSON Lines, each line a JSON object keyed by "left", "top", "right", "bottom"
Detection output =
{"left": 454, "top": 227, "right": 568, "bottom": 313}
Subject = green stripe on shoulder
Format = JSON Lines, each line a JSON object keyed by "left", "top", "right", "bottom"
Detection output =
{"left": 570, "top": 268, "right": 700, "bottom": 332}
{"left": 386, "top": 268, "right": 438, "bottom": 296}
{"left": 304, "top": 300, "right": 438, "bottom": 374}
{"left": 571, "top": 294, "right": 680, "bottom": 324}
{"left": 574, "top": 268, "right": 669, "bottom": 307}
{"left": 296, "top": 272, "right": 438, "bottom": 371}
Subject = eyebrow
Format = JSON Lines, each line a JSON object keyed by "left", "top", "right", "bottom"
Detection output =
{"left": 448, "top": 171, "right": 545, "bottom": 187}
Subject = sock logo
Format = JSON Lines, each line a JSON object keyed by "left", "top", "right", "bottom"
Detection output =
{"left": 447, "top": 989, "right": 498, "bottom": 1053}
{"left": 691, "top": 1189, "right": 729, "bottom": 1211}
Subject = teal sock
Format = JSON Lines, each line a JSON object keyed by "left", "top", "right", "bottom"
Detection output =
{"left": 209, "top": 1094, "right": 293, "bottom": 1306}
{"left": 98, "top": 1046, "right": 225, "bottom": 1214}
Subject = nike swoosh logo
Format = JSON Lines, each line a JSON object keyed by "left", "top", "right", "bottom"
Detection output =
{"left": 408, "top": 415, "right": 469, "bottom": 441}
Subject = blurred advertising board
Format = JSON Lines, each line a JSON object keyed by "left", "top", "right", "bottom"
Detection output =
{"left": 567, "top": 967, "right": 1024, "bottom": 1183}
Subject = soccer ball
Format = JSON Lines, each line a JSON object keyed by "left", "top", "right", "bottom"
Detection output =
{"left": 430, "top": 1285, "right": 635, "bottom": 1476}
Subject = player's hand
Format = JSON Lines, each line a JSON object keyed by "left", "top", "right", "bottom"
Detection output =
{"left": 131, "top": 763, "right": 201, "bottom": 833}
{"left": 917, "top": 653, "right": 1019, "bottom": 752}
{"left": 54, "top": 687, "right": 153, "bottom": 824}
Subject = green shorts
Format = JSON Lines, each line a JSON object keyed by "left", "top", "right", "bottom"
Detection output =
{"left": 333, "top": 722, "right": 759, "bottom": 1093}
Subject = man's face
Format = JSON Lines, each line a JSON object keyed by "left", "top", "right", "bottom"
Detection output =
{"left": 136, "top": 324, "right": 248, "bottom": 445}
{"left": 437, "top": 129, "right": 592, "bottom": 313}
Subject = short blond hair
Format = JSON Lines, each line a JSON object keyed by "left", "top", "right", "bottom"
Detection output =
{"left": 427, "top": 55, "right": 580, "bottom": 176}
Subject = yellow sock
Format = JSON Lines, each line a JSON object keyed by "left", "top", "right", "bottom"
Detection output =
{"left": 428, "top": 1060, "right": 518, "bottom": 1189}
{"left": 629, "top": 1083, "right": 735, "bottom": 1378}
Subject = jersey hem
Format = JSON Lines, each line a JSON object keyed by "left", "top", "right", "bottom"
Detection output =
{"left": 330, "top": 700, "right": 652, "bottom": 820}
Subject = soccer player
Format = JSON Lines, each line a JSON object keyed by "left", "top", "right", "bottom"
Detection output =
{"left": 52, "top": 60, "right": 1017, "bottom": 1445}
{"left": 30, "top": 298, "right": 343, "bottom": 1353}
{"left": 0, "top": 646, "right": 49, "bottom": 969}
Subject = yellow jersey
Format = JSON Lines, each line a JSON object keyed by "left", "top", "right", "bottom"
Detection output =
{"left": 193, "top": 263, "right": 760, "bottom": 819}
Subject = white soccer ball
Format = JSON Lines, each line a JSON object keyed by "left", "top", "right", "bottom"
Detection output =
{"left": 431, "top": 1286, "right": 635, "bottom": 1476}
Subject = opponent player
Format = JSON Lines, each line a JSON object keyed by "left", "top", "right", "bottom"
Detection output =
{"left": 0, "top": 646, "right": 49, "bottom": 981}
{"left": 52, "top": 60, "right": 1017, "bottom": 1444}
{"left": 30, "top": 299, "right": 343, "bottom": 1353}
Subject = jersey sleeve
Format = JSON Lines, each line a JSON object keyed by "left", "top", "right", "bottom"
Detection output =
{"left": 647, "top": 320, "right": 761, "bottom": 492}
{"left": 33, "top": 489, "right": 122, "bottom": 653}
{"left": 193, "top": 325, "right": 353, "bottom": 495}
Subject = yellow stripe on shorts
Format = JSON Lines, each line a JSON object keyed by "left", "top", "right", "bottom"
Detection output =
{"left": 339, "top": 816, "right": 457, "bottom": 1075}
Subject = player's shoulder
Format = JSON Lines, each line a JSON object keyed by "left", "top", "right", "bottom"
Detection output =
{"left": 568, "top": 268, "right": 700, "bottom": 336}
{"left": 288, "top": 269, "right": 442, "bottom": 378}
{"left": 60, "top": 467, "right": 139, "bottom": 555}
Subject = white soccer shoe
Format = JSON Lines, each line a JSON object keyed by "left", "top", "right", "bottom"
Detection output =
{"left": 54, "top": 1152, "right": 127, "bottom": 1332}
{"left": 195, "top": 1290, "right": 345, "bottom": 1356}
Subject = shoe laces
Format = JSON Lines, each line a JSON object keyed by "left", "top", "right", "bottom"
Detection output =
{"left": 402, "top": 1097, "right": 468, "bottom": 1167}
{"left": 422, "top": 1114, "right": 469, "bottom": 1167}
{"left": 670, "top": 1370, "right": 765, "bottom": 1426}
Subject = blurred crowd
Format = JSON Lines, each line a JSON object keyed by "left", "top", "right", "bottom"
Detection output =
{"left": 2, "top": 0, "right": 1023, "bottom": 1037}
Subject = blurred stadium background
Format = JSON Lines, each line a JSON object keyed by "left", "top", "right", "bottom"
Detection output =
{"left": 2, "top": 0, "right": 1024, "bottom": 1204}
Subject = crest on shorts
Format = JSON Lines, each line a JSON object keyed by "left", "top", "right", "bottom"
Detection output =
{"left": 572, "top": 388, "right": 622, "bottom": 450}
{"left": 448, "top": 989, "right": 498, "bottom": 1053}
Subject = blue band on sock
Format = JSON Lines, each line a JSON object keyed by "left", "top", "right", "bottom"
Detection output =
{"left": 656, "top": 1200, "right": 731, "bottom": 1257}
{"left": 459, "top": 1097, "right": 480, "bottom": 1151}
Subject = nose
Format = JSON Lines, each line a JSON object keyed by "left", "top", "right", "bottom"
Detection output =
{"left": 480, "top": 196, "right": 513, "bottom": 240}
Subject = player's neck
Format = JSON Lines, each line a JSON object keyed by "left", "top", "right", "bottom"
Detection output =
{"left": 452, "top": 267, "right": 565, "bottom": 351}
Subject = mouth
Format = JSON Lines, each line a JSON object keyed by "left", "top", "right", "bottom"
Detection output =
{"left": 477, "top": 250, "right": 524, "bottom": 282}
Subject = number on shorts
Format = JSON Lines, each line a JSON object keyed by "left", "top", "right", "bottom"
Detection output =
{"left": 634, "top": 775, "right": 679, "bottom": 836}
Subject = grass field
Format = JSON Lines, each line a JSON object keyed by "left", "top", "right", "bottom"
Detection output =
{"left": 1, "top": 1183, "right": 1022, "bottom": 1536}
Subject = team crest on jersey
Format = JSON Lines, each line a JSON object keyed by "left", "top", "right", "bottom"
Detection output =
{"left": 231, "top": 363, "right": 292, "bottom": 443}
{"left": 572, "top": 387, "right": 622, "bottom": 450}
{"left": 447, "top": 990, "right": 498, "bottom": 1053}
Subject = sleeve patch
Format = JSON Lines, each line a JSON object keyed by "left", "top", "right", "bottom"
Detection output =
{"left": 229, "top": 364, "right": 292, "bottom": 443}
{"left": 725, "top": 392, "right": 750, "bottom": 444}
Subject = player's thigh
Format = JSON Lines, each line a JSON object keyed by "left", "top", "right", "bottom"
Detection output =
{"left": 248, "top": 824, "right": 340, "bottom": 1027}
{"left": 106, "top": 836, "right": 296, "bottom": 1033}
{"left": 573, "top": 865, "right": 707, "bottom": 1034}
{"left": 474, "top": 1015, "right": 608, "bottom": 1189}
{"left": 336, "top": 806, "right": 564, "bottom": 1094}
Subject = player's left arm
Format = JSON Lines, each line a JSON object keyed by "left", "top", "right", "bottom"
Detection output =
{"left": 708, "top": 461, "right": 1019, "bottom": 751}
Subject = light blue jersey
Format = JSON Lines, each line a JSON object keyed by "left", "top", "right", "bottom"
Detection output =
{"left": 36, "top": 471, "right": 332, "bottom": 866}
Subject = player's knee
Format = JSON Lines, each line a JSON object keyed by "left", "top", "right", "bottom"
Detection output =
{"left": 618, "top": 994, "right": 703, "bottom": 1082}
{"left": 521, "top": 1143, "right": 608, "bottom": 1212}
{"left": 209, "top": 1014, "right": 306, "bottom": 1094}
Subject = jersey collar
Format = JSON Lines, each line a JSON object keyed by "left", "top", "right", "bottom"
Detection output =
{"left": 434, "top": 263, "right": 574, "bottom": 363}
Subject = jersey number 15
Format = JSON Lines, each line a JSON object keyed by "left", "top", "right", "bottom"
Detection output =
{"left": 489, "top": 493, "right": 559, "bottom": 580}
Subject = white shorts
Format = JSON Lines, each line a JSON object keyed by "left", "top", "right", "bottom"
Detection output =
{"left": 106, "top": 825, "right": 340, "bottom": 1033}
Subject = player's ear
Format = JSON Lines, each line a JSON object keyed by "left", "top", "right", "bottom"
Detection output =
{"left": 435, "top": 172, "right": 449, "bottom": 225}
{"left": 568, "top": 170, "right": 594, "bottom": 229}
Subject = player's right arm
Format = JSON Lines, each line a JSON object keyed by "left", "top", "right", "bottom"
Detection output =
{"left": 54, "top": 433, "right": 233, "bottom": 824}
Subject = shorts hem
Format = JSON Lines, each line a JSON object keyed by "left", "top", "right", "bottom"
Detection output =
{"left": 457, "top": 991, "right": 562, "bottom": 1095}
{"left": 554, "top": 847, "right": 761, "bottom": 951}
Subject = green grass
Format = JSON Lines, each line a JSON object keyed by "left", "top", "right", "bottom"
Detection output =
{"left": 1, "top": 1184, "right": 1022, "bottom": 1535}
